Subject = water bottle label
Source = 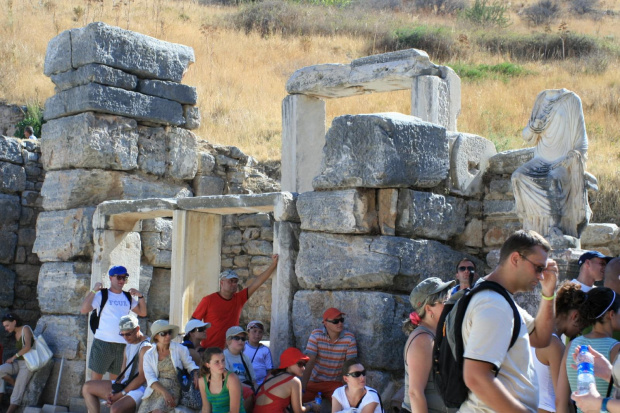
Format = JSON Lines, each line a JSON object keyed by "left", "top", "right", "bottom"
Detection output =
{"left": 578, "top": 362, "right": 594, "bottom": 375}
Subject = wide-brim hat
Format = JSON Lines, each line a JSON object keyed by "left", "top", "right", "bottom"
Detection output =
{"left": 185, "top": 319, "right": 211, "bottom": 334}
{"left": 150, "top": 320, "right": 180, "bottom": 341}
{"left": 409, "top": 277, "right": 456, "bottom": 311}
{"left": 278, "top": 347, "right": 310, "bottom": 369}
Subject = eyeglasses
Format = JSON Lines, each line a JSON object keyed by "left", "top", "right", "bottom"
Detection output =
{"left": 192, "top": 327, "right": 207, "bottom": 333}
{"left": 296, "top": 361, "right": 307, "bottom": 368}
{"left": 158, "top": 330, "right": 173, "bottom": 337}
{"left": 458, "top": 266, "right": 475, "bottom": 272}
{"left": 119, "top": 328, "right": 136, "bottom": 337}
{"left": 345, "top": 370, "right": 366, "bottom": 378}
{"left": 325, "top": 318, "right": 345, "bottom": 324}
{"left": 231, "top": 336, "right": 247, "bottom": 342}
{"left": 114, "top": 275, "right": 129, "bottom": 281}
{"left": 520, "top": 254, "right": 545, "bottom": 274}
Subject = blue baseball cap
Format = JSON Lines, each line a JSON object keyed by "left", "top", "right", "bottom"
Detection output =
{"left": 109, "top": 265, "right": 128, "bottom": 276}
{"left": 578, "top": 251, "right": 613, "bottom": 267}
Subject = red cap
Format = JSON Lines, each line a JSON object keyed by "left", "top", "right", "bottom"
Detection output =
{"left": 278, "top": 347, "right": 310, "bottom": 369}
{"left": 323, "top": 307, "right": 345, "bottom": 321}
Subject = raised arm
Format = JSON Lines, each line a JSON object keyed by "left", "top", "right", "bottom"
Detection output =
{"left": 529, "top": 260, "right": 558, "bottom": 348}
{"left": 247, "top": 254, "right": 279, "bottom": 298}
{"left": 80, "top": 282, "right": 102, "bottom": 314}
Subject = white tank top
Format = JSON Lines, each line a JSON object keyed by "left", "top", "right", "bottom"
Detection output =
{"left": 530, "top": 335, "right": 558, "bottom": 412}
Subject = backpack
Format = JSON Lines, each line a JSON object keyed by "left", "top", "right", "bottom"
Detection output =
{"left": 89, "top": 289, "right": 133, "bottom": 334}
{"left": 432, "top": 280, "right": 522, "bottom": 408}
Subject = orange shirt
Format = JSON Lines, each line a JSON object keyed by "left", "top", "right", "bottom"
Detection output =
{"left": 192, "top": 288, "right": 249, "bottom": 349}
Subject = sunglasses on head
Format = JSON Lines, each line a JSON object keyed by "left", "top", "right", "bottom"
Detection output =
{"left": 119, "top": 328, "right": 136, "bottom": 337}
{"left": 231, "top": 336, "right": 247, "bottom": 342}
{"left": 458, "top": 266, "right": 475, "bottom": 272}
{"left": 158, "top": 330, "right": 173, "bottom": 337}
{"left": 192, "top": 326, "right": 207, "bottom": 333}
{"left": 326, "top": 317, "right": 345, "bottom": 324}
{"left": 4, "top": 314, "right": 15, "bottom": 321}
{"left": 296, "top": 361, "right": 307, "bottom": 368}
{"left": 345, "top": 370, "right": 366, "bottom": 378}
{"left": 114, "top": 275, "right": 129, "bottom": 281}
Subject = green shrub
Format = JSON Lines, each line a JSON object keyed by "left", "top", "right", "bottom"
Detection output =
{"left": 371, "top": 25, "right": 457, "bottom": 60}
{"left": 521, "top": 0, "right": 560, "bottom": 26}
{"left": 462, "top": 0, "right": 510, "bottom": 28}
{"left": 14, "top": 102, "right": 44, "bottom": 139}
{"left": 449, "top": 61, "right": 531, "bottom": 81}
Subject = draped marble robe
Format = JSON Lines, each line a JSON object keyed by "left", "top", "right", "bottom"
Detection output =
{"left": 511, "top": 89, "right": 591, "bottom": 238}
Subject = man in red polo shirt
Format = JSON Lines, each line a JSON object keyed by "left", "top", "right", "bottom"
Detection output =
{"left": 192, "top": 254, "right": 278, "bottom": 349}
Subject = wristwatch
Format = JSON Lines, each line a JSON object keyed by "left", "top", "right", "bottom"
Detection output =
{"left": 121, "top": 390, "right": 127, "bottom": 396}
{"left": 601, "top": 397, "right": 611, "bottom": 413}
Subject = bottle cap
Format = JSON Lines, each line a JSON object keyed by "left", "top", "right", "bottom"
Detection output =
{"left": 580, "top": 345, "right": 589, "bottom": 352}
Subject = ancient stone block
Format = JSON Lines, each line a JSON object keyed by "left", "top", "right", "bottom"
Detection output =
{"left": 293, "top": 290, "right": 410, "bottom": 369}
{"left": 0, "top": 194, "right": 21, "bottom": 224}
{"left": 139, "top": 265, "right": 154, "bottom": 298}
{"left": 44, "top": 83, "right": 185, "bottom": 126}
{"left": 32, "top": 208, "right": 96, "bottom": 262}
{"left": 484, "top": 199, "right": 517, "bottom": 217}
{"left": 581, "top": 223, "right": 619, "bottom": 246}
{"left": 142, "top": 217, "right": 173, "bottom": 233}
{"left": 142, "top": 230, "right": 172, "bottom": 268}
{"left": 449, "top": 132, "right": 496, "bottom": 196}
{"left": 378, "top": 189, "right": 398, "bottom": 236}
{"left": 183, "top": 105, "right": 201, "bottom": 130}
{"left": 261, "top": 227, "right": 273, "bottom": 241}
{"left": 40, "top": 169, "right": 191, "bottom": 211}
{"left": 41, "top": 112, "right": 139, "bottom": 171}
{"left": 274, "top": 192, "right": 300, "bottom": 223}
{"left": 21, "top": 191, "right": 40, "bottom": 208}
{"left": 0, "top": 265, "right": 15, "bottom": 307}
{"left": 197, "top": 152, "right": 216, "bottom": 175}
{"left": 40, "top": 359, "right": 86, "bottom": 408}
{"left": 38, "top": 262, "right": 91, "bottom": 315}
{"left": 238, "top": 214, "right": 272, "bottom": 228}
{"left": 396, "top": 190, "right": 466, "bottom": 241}
{"left": 46, "top": 22, "right": 195, "bottom": 82}
{"left": 0, "top": 231, "right": 17, "bottom": 264}
{"left": 147, "top": 268, "right": 171, "bottom": 320}
{"left": 14, "top": 264, "right": 40, "bottom": 283}
{"left": 0, "top": 161, "right": 26, "bottom": 193}
{"left": 297, "top": 189, "right": 377, "bottom": 234}
{"left": 459, "top": 218, "right": 484, "bottom": 248}
{"left": 313, "top": 113, "right": 448, "bottom": 189}
{"left": 34, "top": 315, "right": 87, "bottom": 360}
{"left": 244, "top": 240, "right": 273, "bottom": 256}
{"left": 17, "top": 228, "right": 36, "bottom": 247}
{"left": 50, "top": 63, "right": 138, "bottom": 92}
{"left": 0, "top": 136, "right": 23, "bottom": 164}
{"left": 243, "top": 228, "right": 260, "bottom": 241}
{"left": 137, "top": 126, "right": 198, "bottom": 179}
{"left": 21, "top": 359, "right": 53, "bottom": 408}
{"left": 488, "top": 148, "right": 535, "bottom": 175}
{"left": 192, "top": 175, "right": 225, "bottom": 196}
{"left": 484, "top": 220, "right": 522, "bottom": 247}
{"left": 138, "top": 79, "right": 197, "bottom": 104}
{"left": 224, "top": 229, "right": 243, "bottom": 246}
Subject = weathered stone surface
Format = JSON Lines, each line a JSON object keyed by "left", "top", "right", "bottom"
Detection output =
{"left": 581, "top": 224, "right": 619, "bottom": 246}
{"left": 293, "top": 290, "right": 410, "bottom": 369}
{"left": 484, "top": 199, "right": 517, "bottom": 217}
{"left": 142, "top": 223, "right": 173, "bottom": 268}
{"left": 46, "top": 22, "right": 195, "bottom": 82}
{"left": 139, "top": 265, "right": 154, "bottom": 299}
{"left": 238, "top": 214, "right": 272, "bottom": 228}
{"left": 14, "top": 264, "right": 40, "bottom": 283}
{"left": 44, "top": 83, "right": 185, "bottom": 126}
{"left": 32, "top": 208, "right": 96, "bottom": 262}
{"left": 0, "top": 136, "right": 23, "bottom": 164}
{"left": 20, "top": 358, "right": 53, "bottom": 408}
{"left": 0, "top": 193, "right": 21, "bottom": 225}
{"left": 40, "top": 359, "right": 86, "bottom": 408}
{"left": 0, "top": 161, "right": 26, "bottom": 193}
{"left": 484, "top": 220, "right": 524, "bottom": 247}
{"left": 138, "top": 79, "right": 197, "bottom": 104}
{"left": 378, "top": 189, "right": 398, "bottom": 236}
{"left": 274, "top": 192, "right": 300, "bottom": 223}
{"left": 488, "top": 148, "right": 535, "bottom": 175}
{"left": 314, "top": 113, "right": 448, "bottom": 189}
{"left": 193, "top": 175, "right": 225, "bottom": 196}
{"left": 297, "top": 189, "right": 377, "bottom": 234}
{"left": 0, "top": 265, "right": 16, "bottom": 307}
{"left": 183, "top": 105, "right": 201, "bottom": 130}
{"left": 286, "top": 49, "right": 441, "bottom": 98}
{"left": 0, "top": 231, "right": 17, "bottom": 264}
{"left": 147, "top": 268, "right": 171, "bottom": 320}
{"left": 197, "top": 152, "right": 216, "bottom": 175}
{"left": 34, "top": 315, "right": 87, "bottom": 360}
{"left": 244, "top": 240, "right": 273, "bottom": 256}
{"left": 41, "top": 112, "right": 139, "bottom": 171}
{"left": 449, "top": 132, "right": 496, "bottom": 196}
{"left": 137, "top": 126, "right": 198, "bottom": 179}
{"left": 40, "top": 169, "right": 191, "bottom": 211}
{"left": 17, "top": 228, "right": 36, "bottom": 247}
{"left": 50, "top": 63, "right": 138, "bottom": 92}
{"left": 142, "top": 217, "right": 173, "bottom": 233}
{"left": 38, "top": 262, "right": 91, "bottom": 314}
{"left": 396, "top": 190, "right": 466, "bottom": 241}
{"left": 224, "top": 230, "right": 242, "bottom": 245}
{"left": 0, "top": 103, "right": 25, "bottom": 136}
{"left": 489, "top": 178, "right": 513, "bottom": 196}
{"left": 459, "top": 218, "right": 483, "bottom": 248}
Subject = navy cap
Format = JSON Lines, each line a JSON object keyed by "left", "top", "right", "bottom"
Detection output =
{"left": 578, "top": 251, "right": 613, "bottom": 267}
{"left": 109, "top": 265, "right": 128, "bottom": 276}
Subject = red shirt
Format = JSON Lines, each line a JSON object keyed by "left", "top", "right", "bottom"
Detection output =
{"left": 192, "top": 288, "right": 249, "bottom": 349}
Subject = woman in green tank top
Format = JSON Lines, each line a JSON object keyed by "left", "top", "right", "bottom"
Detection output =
{"left": 198, "top": 347, "right": 246, "bottom": 413}
{"left": 0, "top": 313, "right": 34, "bottom": 413}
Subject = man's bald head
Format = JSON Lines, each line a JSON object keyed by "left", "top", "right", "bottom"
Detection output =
{"left": 603, "top": 257, "right": 620, "bottom": 293}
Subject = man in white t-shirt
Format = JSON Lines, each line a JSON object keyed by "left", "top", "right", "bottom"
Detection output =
{"left": 460, "top": 230, "right": 558, "bottom": 413}
{"left": 80, "top": 265, "right": 147, "bottom": 380}
{"left": 570, "top": 250, "right": 613, "bottom": 292}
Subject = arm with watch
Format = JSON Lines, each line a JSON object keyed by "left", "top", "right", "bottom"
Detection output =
{"left": 572, "top": 383, "right": 617, "bottom": 413}
{"left": 129, "top": 288, "right": 147, "bottom": 317}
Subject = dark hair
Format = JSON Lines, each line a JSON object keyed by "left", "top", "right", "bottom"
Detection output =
{"left": 200, "top": 347, "right": 224, "bottom": 377}
{"left": 24, "top": 126, "right": 34, "bottom": 135}
{"left": 555, "top": 281, "right": 586, "bottom": 315}
{"left": 2, "top": 313, "right": 23, "bottom": 326}
{"left": 498, "top": 230, "right": 551, "bottom": 264}
{"left": 455, "top": 258, "right": 476, "bottom": 273}
{"left": 342, "top": 358, "right": 363, "bottom": 376}
{"left": 579, "top": 287, "right": 620, "bottom": 326}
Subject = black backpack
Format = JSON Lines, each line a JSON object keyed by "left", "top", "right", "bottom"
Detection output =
{"left": 89, "top": 289, "right": 133, "bottom": 334}
{"left": 432, "top": 280, "right": 522, "bottom": 408}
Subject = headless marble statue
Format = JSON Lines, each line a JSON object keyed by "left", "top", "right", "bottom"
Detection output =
{"left": 512, "top": 89, "right": 593, "bottom": 239}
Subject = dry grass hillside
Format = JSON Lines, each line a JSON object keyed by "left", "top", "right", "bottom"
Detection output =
{"left": 1, "top": 0, "right": 619, "bottom": 223}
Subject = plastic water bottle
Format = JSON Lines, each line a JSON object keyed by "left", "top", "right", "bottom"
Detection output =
{"left": 315, "top": 392, "right": 322, "bottom": 406}
{"left": 577, "top": 345, "right": 595, "bottom": 395}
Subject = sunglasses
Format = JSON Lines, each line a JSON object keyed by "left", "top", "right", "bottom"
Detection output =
{"left": 345, "top": 370, "right": 366, "bottom": 378}
{"left": 4, "top": 314, "right": 15, "bottom": 321}
{"left": 325, "top": 317, "right": 345, "bottom": 324}
{"left": 231, "top": 336, "right": 247, "bottom": 342}
{"left": 119, "top": 328, "right": 136, "bottom": 337}
{"left": 114, "top": 275, "right": 129, "bottom": 281}
{"left": 520, "top": 254, "right": 545, "bottom": 274}
{"left": 192, "top": 327, "right": 207, "bottom": 333}
{"left": 296, "top": 361, "right": 307, "bottom": 368}
{"left": 458, "top": 266, "right": 475, "bottom": 272}
{"left": 158, "top": 330, "right": 173, "bottom": 337}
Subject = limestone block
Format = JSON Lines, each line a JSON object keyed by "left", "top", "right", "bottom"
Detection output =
{"left": 261, "top": 227, "right": 274, "bottom": 241}
{"left": 0, "top": 194, "right": 21, "bottom": 225}
{"left": 147, "top": 268, "right": 171, "bottom": 320}
{"left": 274, "top": 192, "right": 300, "bottom": 223}
{"left": 140, "top": 265, "right": 154, "bottom": 299}
{"left": 17, "top": 228, "right": 36, "bottom": 247}
{"left": 0, "top": 136, "right": 23, "bottom": 164}
{"left": 224, "top": 230, "right": 242, "bottom": 245}
{"left": 484, "top": 199, "right": 517, "bottom": 217}
{"left": 142, "top": 218, "right": 173, "bottom": 233}
{"left": 378, "top": 189, "right": 398, "bottom": 236}
{"left": 46, "top": 22, "right": 195, "bottom": 82}
{"left": 0, "top": 265, "right": 16, "bottom": 306}
{"left": 0, "top": 161, "right": 26, "bottom": 193}
{"left": 459, "top": 218, "right": 484, "bottom": 248}
{"left": 581, "top": 224, "right": 619, "bottom": 246}
{"left": 234, "top": 255, "right": 252, "bottom": 267}
{"left": 138, "top": 79, "right": 197, "bottom": 104}
{"left": 21, "top": 191, "right": 40, "bottom": 208}
{"left": 488, "top": 148, "right": 535, "bottom": 175}
{"left": 20, "top": 358, "right": 53, "bottom": 408}
{"left": 34, "top": 315, "right": 87, "bottom": 360}
{"left": 137, "top": 126, "right": 166, "bottom": 176}
{"left": 197, "top": 152, "right": 216, "bottom": 175}
{"left": 489, "top": 178, "right": 513, "bottom": 196}
{"left": 396, "top": 190, "right": 466, "bottom": 241}
{"left": 484, "top": 220, "right": 522, "bottom": 247}
{"left": 40, "top": 169, "right": 191, "bottom": 211}
{"left": 243, "top": 228, "right": 260, "bottom": 241}
{"left": 183, "top": 105, "right": 201, "bottom": 130}
{"left": 244, "top": 240, "right": 273, "bottom": 256}
{"left": 313, "top": 113, "right": 448, "bottom": 189}
{"left": 33, "top": 208, "right": 96, "bottom": 262}
{"left": 137, "top": 126, "right": 198, "bottom": 179}
{"left": 411, "top": 71, "right": 461, "bottom": 131}
{"left": 44, "top": 83, "right": 186, "bottom": 126}
{"left": 40, "top": 359, "right": 86, "bottom": 408}
{"left": 293, "top": 290, "right": 410, "bottom": 369}
{"left": 449, "top": 132, "right": 496, "bottom": 196}
{"left": 286, "top": 49, "right": 441, "bottom": 98}
{"left": 238, "top": 214, "right": 272, "bottom": 228}
{"left": 50, "top": 63, "right": 138, "bottom": 92}
{"left": 38, "top": 262, "right": 91, "bottom": 314}
{"left": 297, "top": 189, "right": 377, "bottom": 234}
{"left": 41, "top": 112, "right": 139, "bottom": 171}
{"left": 0, "top": 231, "right": 18, "bottom": 264}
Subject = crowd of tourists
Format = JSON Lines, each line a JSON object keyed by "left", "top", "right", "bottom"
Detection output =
{"left": 2, "top": 231, "right": 620, "bottom": 413}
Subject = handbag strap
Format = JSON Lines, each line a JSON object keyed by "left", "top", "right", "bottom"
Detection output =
{"left": 251, "top": 344, "right": 262, "bottom": 363}
{"left": 607, "top": 376, "right": 615, "bottom": 398}
{"left": 239, "top": 354, "right": 255, "bottom": 392}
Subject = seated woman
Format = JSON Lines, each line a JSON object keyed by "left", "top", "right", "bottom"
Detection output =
{"left": 254, "top": 347, "right": 317, "bottom": 413}
{"left": 139, "top": 320, "right": 199, "bottom": 413}
{"left": 332, "top": 359, "right": 381, "bottom": 413}
{"left": 182, "top": 319, "right": 210, "bottom": 366}
{"left": 198, "top": 347, "right": 245, "bottom": 413}
{"left": 0, "top": 313, "right": 34, "bottom": 413}
{"left": 224, "top": 326, "right": 256, "bottom": 412}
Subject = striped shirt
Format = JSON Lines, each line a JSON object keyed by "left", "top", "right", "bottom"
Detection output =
{"left": 306, "top": 328, "right": 357, "bottom": 382}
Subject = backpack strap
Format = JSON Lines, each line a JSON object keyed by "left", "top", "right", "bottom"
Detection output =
{"left": 99, "top": 288, "right": 109, "bottom": 315}
{"left": 123, "top": 290, "right": 132, "bottom": 308}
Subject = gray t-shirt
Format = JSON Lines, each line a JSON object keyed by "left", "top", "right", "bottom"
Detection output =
{"left": 458, "top": 290, "right": 537, "bottom": 413}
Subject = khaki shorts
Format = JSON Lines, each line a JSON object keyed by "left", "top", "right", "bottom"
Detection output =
{"left": 88, "top": 339, "right": 126, "bottom": 375}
